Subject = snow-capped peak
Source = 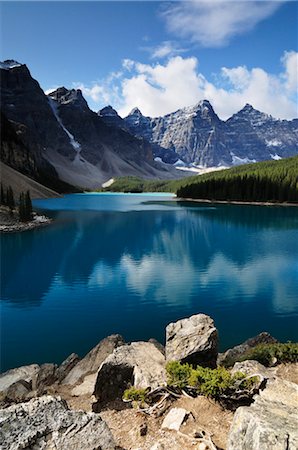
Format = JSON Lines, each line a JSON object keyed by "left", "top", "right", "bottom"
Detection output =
{"left": 0, "top": 60, "right": 22, "bottom": 70}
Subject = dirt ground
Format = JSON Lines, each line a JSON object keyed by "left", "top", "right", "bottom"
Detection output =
{"left": 49, "top": 362, "right": 298, "bottom": 450}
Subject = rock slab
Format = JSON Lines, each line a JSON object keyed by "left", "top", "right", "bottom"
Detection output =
{"left": 94, "top": 341, "right": 166, "bottom": 404}
{"left": 227, "top": 378, "right": 298, "bottom": 450}
{"left": 165, "top": 314, "right": 218, "bottom": 367}
{"left": 161, "top": 407, "right": 189, "bottom": 431}
{"left": 0, "top": 395, "right": 116, "bottom": 450}
{"left": 62, "top": 334, "right": 125, "bottom": 385}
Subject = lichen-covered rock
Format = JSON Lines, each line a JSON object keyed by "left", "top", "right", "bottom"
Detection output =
{"left": 227, "top": 378, "right": 298, "bottom": 450}
{"left": 0, "top": 395, "right": 116, "bottom": 450}
{"left": 93, "top": 341, "right": 166, "bottom": 405}
{"left": 165, "top": 314, "right": 218, "bottom": 368}
{"left": 218, "top": 332, "right": 277, "bottom": 366}
{"left": 62, "top": 334, "right": 125, "bottom": 386}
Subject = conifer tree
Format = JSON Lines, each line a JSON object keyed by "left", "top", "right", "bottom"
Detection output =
{"left": 0, "top": 183, "right": 5, "bottom": 205}
{"left": 6, "top": 186, "right": 15, "bottom": 212}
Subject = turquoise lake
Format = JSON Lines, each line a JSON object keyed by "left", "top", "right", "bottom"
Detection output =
{"left": 1, "top": 193, "right": 298, "bottom": 372}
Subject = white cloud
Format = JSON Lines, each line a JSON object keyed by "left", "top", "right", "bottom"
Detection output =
{"left": 142, "top": 40, "right": 188, "bottom": 59}
{"left": 282, "top": 50, "right": 298, "bottom": 92}
{"left": 75, "top": 51, "right": 297, "bottom": 120}
{"left": 161, "top": 0, "right": 282, "bottom": 48}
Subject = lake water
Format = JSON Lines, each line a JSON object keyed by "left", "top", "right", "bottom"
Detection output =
{"left": 1, "top": 193, "right": 298, "bottom": 372}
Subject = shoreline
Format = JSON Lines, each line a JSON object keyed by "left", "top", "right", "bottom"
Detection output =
{"left": 177, "top": 197, "right": 298, "bottom": 207}
{"left": 0, "top": 214, "right": 52, "bottom": 233}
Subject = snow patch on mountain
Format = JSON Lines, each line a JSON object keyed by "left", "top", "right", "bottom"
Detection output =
{"left": 48, "top": 97, "right": 81, "bottom": 152}
{"left": 231, "top": 153, "right": 257, "bottom": 165}
{"left": 270, "top": 154, "right": 282, "bottom": 160}
{"left": 0, "top": 60, "right": 22, "bottom": 70}
{"left": 266, "top": 139, "right": 282, "bottom": 147}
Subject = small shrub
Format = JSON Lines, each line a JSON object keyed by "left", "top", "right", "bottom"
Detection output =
{"left": 122, "top": 387, "right": 148, "bottom": 403}
{"left": 166, "top": 361, "right": 192, "bottom": 389}
{"left": 240, "top": 342, "right": 298, "bottom": 366}
{"left": 166, "top": 361, "right": 258, "bottom": 401}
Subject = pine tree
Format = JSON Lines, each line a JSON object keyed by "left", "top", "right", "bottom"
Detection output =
{"left": 0, "top": 183, "right": 5, "bottom": 205}
{"left": 6, "top": 186, "right": 15, "bottom": 212}
{"left": 25, "top": 190, "right": 33, "bottom": 221}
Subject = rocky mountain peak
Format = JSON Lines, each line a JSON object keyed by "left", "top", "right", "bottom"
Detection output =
{"left": 98, "top": 105, "right": 119, "bottom": 117}
{"left": 128, "top": 107, "right": 143, "bottom": 117}
{"left": 0, "top": 60, "right": 23, "bottom": 70}
{"left": 48, "top": 87, "right": 88, "bottom": 110}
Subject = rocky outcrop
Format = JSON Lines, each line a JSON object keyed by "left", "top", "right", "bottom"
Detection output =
{"left": 218, "top": 332, "right": 278, "bottom": 366}
{"left": 0, "top": 364, "right": 40, "bottom": 393}
{"left": 0, "top": 395, "right": 116, "bottom": 450}
{"left": 123, "top": 101, "right": 298, "bottom": 166}
{"left": 231, "top": 360, "right": 276, "bottom": 378}
{"left": 93, "top": 342, "right": 166, "bottom": 405}
{"left": 227, "top": 378, "right": 298, "bottom": 450}
{"left": 56, "top": 353, "right": 80, "bottom": 383}
{"left": 165, "top": 314, "right": 218, "bottom": 368}
{"left": 62, "top": 334, "right": 125, "bottom": 386}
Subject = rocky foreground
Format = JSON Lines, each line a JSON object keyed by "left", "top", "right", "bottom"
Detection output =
{"left": 0, "top": 314, "right": 297, "bottom": 450}
{"left": 0, "top": 205, "right": 51, "bottom": 233}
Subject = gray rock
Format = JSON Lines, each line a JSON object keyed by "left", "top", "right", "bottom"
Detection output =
{"left": 56, "top": 353, "right": 80, "bottom": 382}
{"left": 227, "top": 378, "right": 298, "bottom": 450}
{"left": 1, "top": 380, "right": 32, "bottom": 405}
{"left": 218, "top": 332, "right": 277, "bottom": 366}
{"left": 62, "top": 334, "right": 125, "bottom": 386}
{"left": 0, "top": 364, "right": 40, "bottom": 392}
{"left": 165, "top": 314, "right": 218, "bottom": 368}
{"left": 161, "top": 407, "right": 189, "bottom": 431}
{"left": 231, "top": 360, "right": 276, "bottom": 378}
{"left": 0, "top": 395, "right": 116, "bottom": 450}
{"left": 35, "top": 363, "right": 58, "bottom": 392}
{"left": 94, "top": 341, "right": 166, "bottom": 405}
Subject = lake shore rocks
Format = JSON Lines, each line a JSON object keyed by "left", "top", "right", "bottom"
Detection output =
{"left": 0, "top": 315, "right": 297, "bottom": 450}
{"left": 0, "top": 395, "right": 116, "bottom": 450}
{"left": 93, "top": 341, "right": 167, "bottom": 407}
{"left": 62, "top": 334, "right": 125, "bottom": 386}
{"left": 227, "top": 378, "right": 298, "bottom": 450}
{"left": 165, "top": 314, "right": 218, "bottom": 368}
{"left": 218, "top": 332, "right": 278, "bottom": 366}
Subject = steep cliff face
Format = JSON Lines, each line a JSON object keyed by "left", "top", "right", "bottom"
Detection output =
{"left": 1, "top": 60, "right": 178, "bottom": 190}
{"left": 122, "top": 101, "right": 298, "bottom": 167}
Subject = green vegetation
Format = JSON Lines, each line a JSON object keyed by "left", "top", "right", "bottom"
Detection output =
{"left": 122, "top": 387, "right": 148, "bottom": 404}
{"left": 239, "top": 342, "right": 298, "bottom": 367}
{"left": 0, "top": 183, "right": 15, "bottom": 212}
{"left": 105, "top": 156, "right": 298, "bottom": 204}
{"left": 166, "top": 361, "right": 257, "bottom": 400}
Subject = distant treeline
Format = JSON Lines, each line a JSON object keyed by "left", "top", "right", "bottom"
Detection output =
{"left": 177, "top": 157, "right": 298, "bottom": 203}
{"left": 106, "top": 156, "right": 298, "bottom": 204}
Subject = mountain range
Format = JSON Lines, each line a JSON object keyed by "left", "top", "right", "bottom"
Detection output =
{"left": 1, "top": 59, "right": 297, "bottom": 192}
{"left": 99, "top": 101, "right": 298, "bottom": 167}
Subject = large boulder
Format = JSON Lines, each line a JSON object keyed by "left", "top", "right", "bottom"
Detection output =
{"left": 0, "top": 395, "right": 116, "bottom": 450}
{"left": 0, "top": 364, "right": 40, "bottom": 393}
{"left": 62, "top": 334, "right": 125, "bottom": 386}
{"left": 56, "top": 353, "right": 80, "bottom": 382}
{"left": 218, "top": 332, "right": 278, "bottom": 366}
{"left": 231, "top": 360, "right": 276, "bottom": 379}
{"left": 94, "top": 341, "right": 166, "bottom": 405}
{"left": 227, "top": 378, "right": 298, "bottom": 450}
{"left": 165, "top": 314, "right": 218, "bottom": 368}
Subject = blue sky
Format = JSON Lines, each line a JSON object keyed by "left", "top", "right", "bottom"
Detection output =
{"left": 1, "top": 1, "right": 297, "bottom": 119}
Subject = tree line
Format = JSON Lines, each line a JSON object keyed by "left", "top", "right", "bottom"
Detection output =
{"left": 0, "top": 183, "right": 33, "bottom": 222}
{"left": 176, "top": 156, "right": 298, "bottom": 203}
